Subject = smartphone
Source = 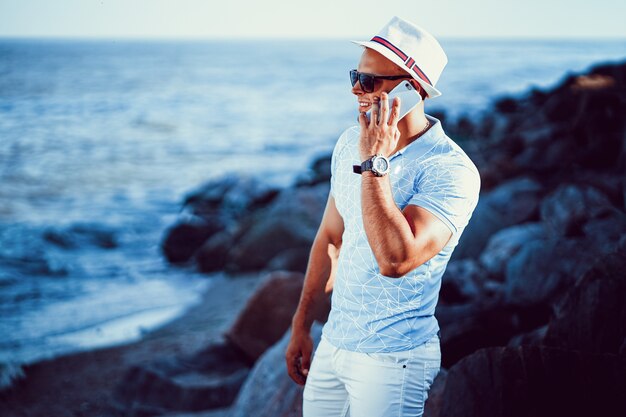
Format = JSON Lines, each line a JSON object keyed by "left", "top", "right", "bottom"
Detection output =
{"left": 362, "top": 80, "right": 422, "bottom": 123}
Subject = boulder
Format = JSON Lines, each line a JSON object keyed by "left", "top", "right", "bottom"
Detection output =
{"left": 453, "top": 177, "right": 543, "bottom": 260}
{"left": 426, "top": 346, "right": 626, "bottom": 417}
{"left": 227, "top": 183, "right": 328, "bottom": 272}
{"left": 195, "top": 231, "right": 235, "bottom": 273}
{"left": 113, "top": 341, "right": 251, "bottom": 414}
{"left": 450, "top": 201, "right": 507, "bottom": 261}
{"left": 540, "top": 184, "right": 617, "bottom": 238}
{"left": 479, "top": 222, "right": 545, "bottom": 278}
{"left": 423, "top": 368, "right": 448, "bottom": 417}
{"left": 506, "top": 325, "right": 548, "bottom": 348}
{"left": 162, "top": 175, "right": 279, "bottom": 266}
{"left": 439, "top": 260, "right": 486, "bottom": 304}
{"left": 225, "top": 271, "right": 318, "bottom": 363}
{"left": 581, "top": 210, "right": 626, "bottom": 254}
{"left": 230, "top": 322, "right": 324, "bottom": 417}
{"left": 161, "top": 217, "right": 224, "bottom": 264}
{"left": 544, "top": 247, "right": 626, "bottom": 356}
{"left": 435, "top": 302, "right": 518, "bottom": 368}
{"left": 228, "top": 216, "right": 314, "bottom": 272}
{"left": 183, "top": 174, "right": 279, "bottom": 225}
{"left": 503, "top": 237, "right": 602, "bottom": 307}
{"left": 481, "top": 177, "right": 543, "bottom": 221}
{"left": 293, "top": 152, "right": 332, "bottom": 187}
{"left": 267, "top": 247, "right": 312, "bottom": 274}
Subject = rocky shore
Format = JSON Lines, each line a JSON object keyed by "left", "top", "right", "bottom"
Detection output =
{"left": 2, "top": 60, "right": 626, "bottom": 417}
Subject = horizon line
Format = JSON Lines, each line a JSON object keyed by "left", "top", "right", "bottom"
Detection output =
{"left": 1, "top": 34, "right": 626, "bottom": 42}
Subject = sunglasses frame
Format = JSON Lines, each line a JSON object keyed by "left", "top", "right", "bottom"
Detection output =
{"left": 350, "top": 69, "right": 412, "bottom": 93}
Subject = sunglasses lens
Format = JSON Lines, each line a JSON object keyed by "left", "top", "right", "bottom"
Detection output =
{"left": 360, "top": 74, "right": 375, "bottom": 92}
{"left": 350, "top": 70, "right": 358, "bottom": 87}
{"left": 350, "top": 70, "right": 375, "bottom": 92}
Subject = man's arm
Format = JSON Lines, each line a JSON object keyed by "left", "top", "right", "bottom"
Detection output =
{"left": 357, "top": 94, "right": 453, "bottom": 278}
{"left": 361, "top": 171, "right": 451, "bottom": 278}
{"left": 286, "top": 192, "right": 344, "bottom": 385}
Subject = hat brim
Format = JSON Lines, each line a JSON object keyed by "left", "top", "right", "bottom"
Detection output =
{"left": 350, "top": 40, "right": 442, "bottom": 99}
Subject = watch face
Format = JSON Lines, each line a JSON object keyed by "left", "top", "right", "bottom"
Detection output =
{"left": 373, "top": 156, "right": 389, "bottom": 173}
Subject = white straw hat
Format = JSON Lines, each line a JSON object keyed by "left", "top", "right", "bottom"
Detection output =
{"left": 351, "top": 16, "right": 448, "bottom": 98}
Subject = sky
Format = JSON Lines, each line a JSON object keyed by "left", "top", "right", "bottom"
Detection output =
{"left": 1, "top": 0, "right": 625, "bottom": 40}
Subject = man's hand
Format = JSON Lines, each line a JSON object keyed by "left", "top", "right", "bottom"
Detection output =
{"left": 358, "top": 92, "right": 401, "bottom": 161}
{"left": 285, "top": 328, "right": 313, "bottom": 386}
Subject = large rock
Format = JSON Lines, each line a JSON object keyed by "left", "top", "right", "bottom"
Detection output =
{"left": 230, "top": 322, "right": 324, "bottom": 417}
{"left": 183, "top": 175, "right": 279, "bottom": 226}
{"left": 225, "top": 271, "right": 328, "bottom": 363}
{"left": 423, "top": 368, "right": 448, "bottom": 417}
{"left": 478, "top": 222, "right": 545, "bottom": 278}
{"left": 453, "top": 178, "right": 543, "bottom": 260}
{"left": 503, "top": 237, "right": 602, "bottom": 307}
{"left": 267, "top": 247, "right": 313, "bottom": 274}
{"left": 162, "top": 175, "right": 279, "bottom": 266}
{"left": 194, "top": 230, "right": 236, "bottom": 273}
{"left": 161, "top": 217, "right": 224, "bottom": 264}
{"left": 540, "top": 184, "right": 617, "bottom": 238}
{"left": 544, "top": 247, "right": 626, "bottom": 356}
{"left": 293, "top": 152, "right": 332, "bottom": 187}
{"left": 484, "top": 61, "right": 626, "bottom": 178}
{"left": 425, "top": 346, "right": 626, "bottom": 417}
{"left": 227, "top": 183, "right": 328, "bottom": 272}
{"left": 439, "top": 260, "right": 487, "bottom": 304}
{"left": 113, "top": 341, "right": 251, "bottom": 415}
{"left": 435, "top": 302, "right": 529, "bottom": 368}
{"left": 581, "top": 210, "right": 626, "bottom": 254}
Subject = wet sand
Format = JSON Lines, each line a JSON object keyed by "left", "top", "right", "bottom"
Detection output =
{"left": 0, "top": 272, "right": 266, "bottom": 417}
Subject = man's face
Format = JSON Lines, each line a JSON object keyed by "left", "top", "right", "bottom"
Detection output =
{"left": 352, "top": 48, "right": 420, "bottom": 114}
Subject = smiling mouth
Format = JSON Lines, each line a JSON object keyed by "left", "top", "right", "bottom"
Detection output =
{"left": 358, "top": 102, "right": 371, "bottom": 109}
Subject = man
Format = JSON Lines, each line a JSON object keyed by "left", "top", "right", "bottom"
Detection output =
{"left": 285, "top": 16, "right": 480, "bottom": 417}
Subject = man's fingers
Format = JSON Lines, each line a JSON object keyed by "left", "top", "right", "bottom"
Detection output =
{"left": 286, "top": 353, "right": 306, "bottom": 385}
{"left": 370, "top": 100, "right": 379, "bottom": 127}
{"left": 388, "top": 96, "right": 401, "bottom": 126}
{"left": 379, "top": 92, "right": 389, "bottom": 125}
{"left": 301, "top": 349, "right": 311, "bottom": 376}
{"left": 358, "top": 111, "right": 368, "bottom": 130}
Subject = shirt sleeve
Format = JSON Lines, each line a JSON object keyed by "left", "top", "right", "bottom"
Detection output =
{"left": 406, "top": 157, "right": 481, "bottom": 237}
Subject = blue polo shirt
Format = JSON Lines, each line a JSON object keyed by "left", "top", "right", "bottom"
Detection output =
{"left": 321, "top": 114, "right": 481, "bottom": 353}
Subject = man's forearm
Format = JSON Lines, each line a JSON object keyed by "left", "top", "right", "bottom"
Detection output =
{"left": 291, "top": 234, "right": 338, "bottom": 333}
{"left": 361, "top": 171, "right": 415, "bottom": 276}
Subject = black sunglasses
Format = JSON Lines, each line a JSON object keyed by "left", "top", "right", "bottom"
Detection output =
{"left": 349, "top": 69, "right": 411, "bottom": 93}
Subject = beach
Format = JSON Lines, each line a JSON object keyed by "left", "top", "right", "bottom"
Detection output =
{"left": 1, "top": 272, "right": 264, "bottom": 417}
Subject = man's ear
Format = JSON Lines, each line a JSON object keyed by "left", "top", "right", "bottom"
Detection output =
{"left": 408, "top": 79, "right": 427, "bottom": 101}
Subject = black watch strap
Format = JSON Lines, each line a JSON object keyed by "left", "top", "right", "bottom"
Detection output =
{"left": 362, "top": 159, "right": 374, "bottom": 173}
{"left": 353, "top": 159, "right": 374, "bottom": 175}
{"left": 352, "top": 159, "right": 374, "bottom": 174}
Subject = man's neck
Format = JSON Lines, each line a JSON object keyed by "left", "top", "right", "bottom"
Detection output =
{"left": 393, "top": 108, "right": 430, "bottom": 155}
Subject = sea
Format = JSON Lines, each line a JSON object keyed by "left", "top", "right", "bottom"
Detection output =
{"left": 1, "top": 37, "right": 625, "bottom": 383}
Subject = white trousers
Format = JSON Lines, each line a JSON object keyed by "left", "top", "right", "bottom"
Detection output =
{"left": 303, "top": 333, "right": 441, "bottom": 417}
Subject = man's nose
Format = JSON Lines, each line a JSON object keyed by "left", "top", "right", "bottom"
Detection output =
{"left": 351, "top": 80, "right": 364, "bottom": 95}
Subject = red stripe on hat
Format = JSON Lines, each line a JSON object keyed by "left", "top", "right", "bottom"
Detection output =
{"left": 411, "top": 63, "right": 432, "bottom": 86}
{"left": 371, "top": 36, "right": 408, "bottom": 61}
{"left": 370, "top": 36, "right": 432, "bottom": 87}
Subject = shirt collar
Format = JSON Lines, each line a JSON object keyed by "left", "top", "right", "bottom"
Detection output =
{"left": 389, "top": 113, "right": 443, "bottom": 160}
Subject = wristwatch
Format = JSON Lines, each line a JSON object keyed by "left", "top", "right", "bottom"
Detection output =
{"left": 353, "top": 154, "right": 390, "bottom": 177}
